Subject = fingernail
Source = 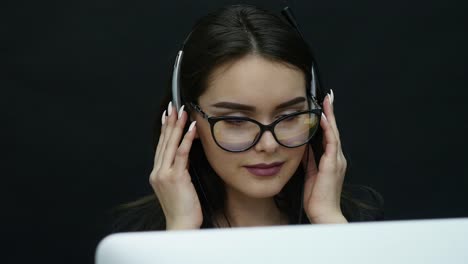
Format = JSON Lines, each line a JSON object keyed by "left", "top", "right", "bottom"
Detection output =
{"left": 321, "top": 112, "right": 327, "bottom": 121}
{"left": 330, "top": 89, "right": 335, "bottom": 104}
{"left": 168, "top": 101, "right": 172, "bottom": 116}
{"left": 188, "top": 121, "right": 196, "bottom": 132}
{"left": 178, "top": 105, "right": 185, "bottom": 119}
{"left": 161, "top": 110, "right": 167, "bottom": 125}
{"left": 327, "top": 93, "right": 332, "bottom": 107}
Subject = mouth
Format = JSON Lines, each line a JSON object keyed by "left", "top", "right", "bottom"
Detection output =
{"left": 244, "top": 162, "right": 284, "bottom": 177}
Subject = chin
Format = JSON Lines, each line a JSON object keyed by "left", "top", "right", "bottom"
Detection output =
{"left": 241, "top": 179, "right": 286, "bottom": 199}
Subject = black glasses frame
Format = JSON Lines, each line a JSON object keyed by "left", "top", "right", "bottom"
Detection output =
{"left": 189, "top": 101, "right": 323, "bottom": 152}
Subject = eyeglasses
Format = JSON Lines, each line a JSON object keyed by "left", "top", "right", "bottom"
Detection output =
{"left": 189, "top": 99, "right": 322, "bottom": 152}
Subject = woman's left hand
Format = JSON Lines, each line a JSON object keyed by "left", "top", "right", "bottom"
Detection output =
{"left": 302, "top": 90, "right": 348, "bottom": 224}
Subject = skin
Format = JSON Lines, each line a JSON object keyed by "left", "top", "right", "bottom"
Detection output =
{"left": 194, "top": 55, "right": 309, "bottom": 227}
{"left": 151, "top": 54, "right": 347, "bottom": 230}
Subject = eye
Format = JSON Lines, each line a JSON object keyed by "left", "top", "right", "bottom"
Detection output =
{"left": 224, "top": 119, "right": 247, "bottom": 126}
{"left": 276, "top": 111, "right": 301, "bottom": 120}
{"left": 282, "top": 115, "right": 299, "bottom": 122}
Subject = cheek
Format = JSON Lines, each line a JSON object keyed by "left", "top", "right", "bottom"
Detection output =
{"left": 196, "top": 121, "right": 218, "bottom": 153}
{"left": 195, "top": 123, "right": 246, "bottom": 183}
{"left": 288, "top": 145, "right": 307, "bottom": 168}
{"left": 196, "top": 122, "right": 235, "bottom": 165}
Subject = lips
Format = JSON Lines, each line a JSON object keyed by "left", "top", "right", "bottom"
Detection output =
{"left": 244, "top": 162, "right": 284, "bottom": 176}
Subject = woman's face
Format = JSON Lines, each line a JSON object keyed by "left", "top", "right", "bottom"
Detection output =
{"left": 192, "top": 54, "right": 308, "bottom": 199}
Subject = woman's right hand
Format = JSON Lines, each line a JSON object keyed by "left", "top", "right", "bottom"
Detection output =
{"left": 149, "top": 102, "right": 202, "bottom": 230}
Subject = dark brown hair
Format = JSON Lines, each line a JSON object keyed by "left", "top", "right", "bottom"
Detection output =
{"left": 111, "top": 4, "right": 384, "bottom": 232}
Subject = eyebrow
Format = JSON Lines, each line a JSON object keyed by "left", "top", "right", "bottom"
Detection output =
{"left": 210, "top": 96, "right": 306, "bottom": 112}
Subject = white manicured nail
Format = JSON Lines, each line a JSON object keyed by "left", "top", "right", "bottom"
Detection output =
{"left": 188, "top": 121, "right": 197, "bottom": 132}
{"left": 161, "top": 110, "right": 167, "bottom": 125}
{"left": 178, "top": 105, "right": 185, "bottom": 119}
{"left": 168, "top": 101, "right": 172, "bottom": 116}
{"left": 330, "top": 89, "right": 335, "bottom": 104}
{"left": 321, "top": 113, "right": 327, "bottom": 121}
{"left": 327, "top": 93, "right": 332, "bottom": 107}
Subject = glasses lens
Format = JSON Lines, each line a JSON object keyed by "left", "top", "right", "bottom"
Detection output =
{"left": 275, "top": 112, "right": 319, "bottom": 147}
{"left": 213, "top": 119, "right": 261, "bottom": 151}
{"left": 212, "top": 111, "right": 320, "bottom": 152}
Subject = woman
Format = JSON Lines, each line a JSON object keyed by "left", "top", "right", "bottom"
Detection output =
{"left": 113, "top": 4, "right": 384, "bottom": 231}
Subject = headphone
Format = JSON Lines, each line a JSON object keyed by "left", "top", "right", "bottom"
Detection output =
{"left": 171, "top": 6, "right": 323, "bottom": 112}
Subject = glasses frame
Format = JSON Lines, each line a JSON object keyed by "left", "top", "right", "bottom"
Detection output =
{"left": 189, "top": 98, "right": 323, "bottom": 152}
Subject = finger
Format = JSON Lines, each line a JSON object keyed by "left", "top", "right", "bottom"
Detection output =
{"left": 320, "top": 111, "right": 338, "bottom": 159}
{"left": 323, "top": 92, "right": 341, "bottom": 140}
{"left": 153, "top": 110, "right": 167, "bottom": 171}
{"left": 157, "top": 102, "right": 177, "bottom": 169}
{"left": 173, "top": 121, "right": 197, "bottom": 172}
{"left": 323, "top": 93, "right": 341, "bottom": 158}
{"left": 323, "top": 97, "right": 348, "bottom": 176}
{"left": 325, "top": 91, "right": 346, "bottom": 162}
{"left": 161, "top": 105, "right": 188, "bottom": 169}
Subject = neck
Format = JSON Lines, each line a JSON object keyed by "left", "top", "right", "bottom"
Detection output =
{"left": 215, "top": 187, "right": 288, "bottom": 228}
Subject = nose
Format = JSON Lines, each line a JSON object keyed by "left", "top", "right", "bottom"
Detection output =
{"left": 253, "top": 130, "right": 280, "bottom": 153}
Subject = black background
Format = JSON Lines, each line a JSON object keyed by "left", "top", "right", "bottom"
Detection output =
{"left": 4, "top": 0, "right": 468, "bottom": 263}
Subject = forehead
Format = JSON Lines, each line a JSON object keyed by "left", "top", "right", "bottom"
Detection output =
{"left": 198, "top": 55, "right": 306, "bottom": 107}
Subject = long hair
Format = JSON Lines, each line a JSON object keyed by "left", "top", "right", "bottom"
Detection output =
{"left": 111, "top": 4, "right": 384, "bottom": 232}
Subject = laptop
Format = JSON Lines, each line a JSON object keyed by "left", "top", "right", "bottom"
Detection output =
{"left": 96, "top": 217, "right": 468, "bottom": 264}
